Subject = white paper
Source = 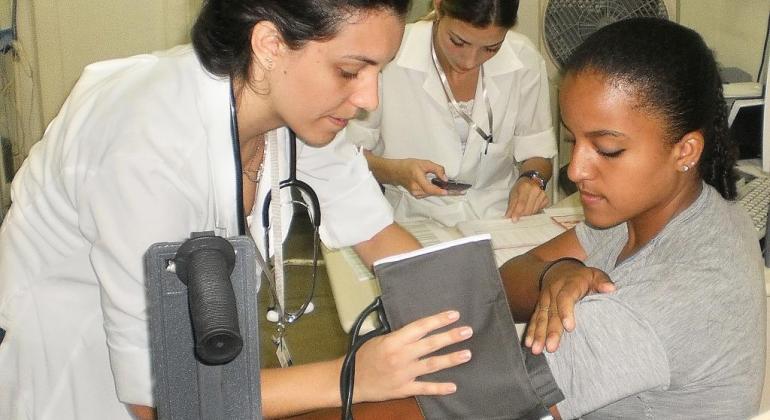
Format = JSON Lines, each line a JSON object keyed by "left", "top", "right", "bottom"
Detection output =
{"left": 456, "top": 214, "right": 565, "bottom": 250}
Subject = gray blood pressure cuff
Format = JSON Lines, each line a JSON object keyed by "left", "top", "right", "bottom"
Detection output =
{"left": 344, "top": 237, "right": 563, "bottom": 419}
{"left": 525, "top": 348, "right": 565, "bottom": 409}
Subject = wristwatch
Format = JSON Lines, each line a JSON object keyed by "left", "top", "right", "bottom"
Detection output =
{"left": 518, "top": 170, "right": 547, "bottom": 190}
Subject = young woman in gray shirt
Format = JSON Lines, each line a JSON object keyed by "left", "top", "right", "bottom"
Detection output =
{"left": 502, "top": 17, "right": 765, "bottom": 419}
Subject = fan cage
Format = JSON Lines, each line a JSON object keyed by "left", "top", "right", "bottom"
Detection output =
{"left": 544, "top": 0, "right": 669, "bottom": 68}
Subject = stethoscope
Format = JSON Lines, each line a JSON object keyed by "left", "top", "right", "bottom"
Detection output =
{"left": 230, "top": 81, "right": 321, "bottom": 338}
{"left": 260, "top": 130, "right": 321, "bottom": 325}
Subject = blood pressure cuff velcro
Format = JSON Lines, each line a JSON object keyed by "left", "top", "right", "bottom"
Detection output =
{"left": 373, "top": 237, "right": 563, "bottom": 419}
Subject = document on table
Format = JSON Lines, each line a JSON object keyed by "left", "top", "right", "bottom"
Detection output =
{"left": 340, "top": 219, "right": 459, "bottom": 282}
{"left": 339, "top": 209, "right": 584, "bottom": 280}
{"left": 456, "top": 211, "right": 583, "bottom": 266}
{"left": 544, "top": 206, "right": 585, "bottom": 230}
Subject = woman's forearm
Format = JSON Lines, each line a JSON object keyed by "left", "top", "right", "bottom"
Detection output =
{"left": 363, "top": 150, "right": 397, "bottom": 185}
{"left": 260, "top": 359, "right": 343, "bottom": 418}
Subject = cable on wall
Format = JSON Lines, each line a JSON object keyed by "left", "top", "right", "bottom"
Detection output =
{"left": 0, "top": 0, "right": 17, "bottom": 54}
{"left": 757, "top": 12, "right": 769, "bottom": 84}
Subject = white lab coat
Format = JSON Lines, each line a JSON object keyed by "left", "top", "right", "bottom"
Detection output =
{"left": 0, "top": 45, "right": 392, "bottom": 419}
{"left": 346, "top": 20, "right": 557, "bottom": 227}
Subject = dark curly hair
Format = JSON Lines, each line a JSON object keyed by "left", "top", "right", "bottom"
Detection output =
{"left": 434, "top": 0, "right": 519, "bottom": 28}
{"left": 563, "top": 17, "right": 738, "bottom": 200}
{"left": 192, "top": 0, "right": 411, "bottom": 81}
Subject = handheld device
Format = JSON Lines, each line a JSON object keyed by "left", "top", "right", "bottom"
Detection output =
{"left": 431, "top": 178, "right": 472, "bottom": 191}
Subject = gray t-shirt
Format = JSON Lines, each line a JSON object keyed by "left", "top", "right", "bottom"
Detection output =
{"left": 545, "top": 184, "right": 766, "bottom": 419}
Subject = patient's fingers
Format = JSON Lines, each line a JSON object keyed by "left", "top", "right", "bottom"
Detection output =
{"left": 544, "top": 303, "right": 565, "bottom": 353}
{"left": 554, "top": 282, "right": 583, "bottom": 332}
{"left": 525, "top": 294, "right": 552, "bottom": 355}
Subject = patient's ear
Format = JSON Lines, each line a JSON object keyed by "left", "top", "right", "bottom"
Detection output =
{"left": 673, "top": 131, "right": 704, "bottom": 173}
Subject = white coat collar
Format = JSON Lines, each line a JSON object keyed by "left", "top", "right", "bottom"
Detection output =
{"left": 394, "top": 20, "right": 523, "bottom": 122}
{"left": 394, "top": 21, "right": 522, "bottom": 159}
{"left": 194, "top": 63, "right": 293, "bottom": 240}
{"left": 192, "top": 53, "right": 241, "bottom": 237}
{"left": 395, "top": 20, "right": 524, "bottom": 77}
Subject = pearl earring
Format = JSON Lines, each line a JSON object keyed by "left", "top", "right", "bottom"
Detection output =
{"left": 264, "top": 56, "right": 274, "bottom": 71}
{"left": 682, "top": 164, "right": 690, "bottom": 172}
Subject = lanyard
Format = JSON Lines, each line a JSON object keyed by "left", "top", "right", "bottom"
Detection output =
{"left": 430, "top": 25, "right": 494, "bottom": 154}
{"left": 231, "top": 79, "right": 321, "bottom": 367}
{"left": 229, "top": 81, "right": 290, "bottom": 367}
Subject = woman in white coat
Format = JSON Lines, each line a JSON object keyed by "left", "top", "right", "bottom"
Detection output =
{"left": 347, "top": 0, "right": 557, "bottom": 227}
{"left": 0, "top": 1, "right": 474, "bottom": 419}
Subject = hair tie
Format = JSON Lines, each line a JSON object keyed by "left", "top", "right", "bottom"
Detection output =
{"left": 537, "top": 257, "right": 585, "bottom": 291}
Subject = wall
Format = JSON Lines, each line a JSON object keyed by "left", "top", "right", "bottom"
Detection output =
{"left": 1, "top": 0, "right": 202, "bottom": 170}
{"left": 514, "top": 0, "right": 770, "bottom": 81}
{"left": 515, "top": 0, "right": 769, "bottom": 196}
{"left": 680, "top": 0, "right": 769, "bottom": 82}
{"left": 408, "top": 0, "right": 431, "bottom": 22}
{"left": 0, "top": 0, "right": 202, "bottom": 212}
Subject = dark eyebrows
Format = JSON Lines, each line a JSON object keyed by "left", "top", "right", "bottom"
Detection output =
{"left": 342, "top": 54, "right": 378, "bottom": 66}
{"left": 449, "top": 31, "right": 504, "bottom": 49}
{"left": 585, "top": 129, "right": 626, "bottom": 139}
{"left": 558, "top": 117, "right": 625, "bottom": 140}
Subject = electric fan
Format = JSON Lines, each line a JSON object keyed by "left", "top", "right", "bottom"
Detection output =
{"left": 543, "top": 0, "right": 671, "bottom": 69}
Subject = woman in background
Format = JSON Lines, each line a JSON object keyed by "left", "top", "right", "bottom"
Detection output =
{"left": 346, "top": 0, "right": 557, "bottom": 227}
{"left": 502, "top": 17, "right": 765, "bottom": 418}
{"left": 0, "top": 1, "right": 474, "bottom": 419}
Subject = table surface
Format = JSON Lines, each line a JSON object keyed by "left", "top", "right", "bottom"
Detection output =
{"left": 322, "top": 193, "right": 582, "bottom": 334}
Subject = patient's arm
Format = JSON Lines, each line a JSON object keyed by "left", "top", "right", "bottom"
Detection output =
{"left": 500, "top": 228, "right": 615, "bottom": 354}
{"left": 127, "top": 404, "right": 156, "bottom": 419}
{"left": 353, "top": 222, "right": 420, "bottom": 268}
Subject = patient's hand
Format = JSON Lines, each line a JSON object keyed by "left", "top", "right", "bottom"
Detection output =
{"left": 353, "top": 310, "right": 473, "bottom": 403}
{"left": 390, "top": 158, "right": 453, "bottom": 199}
{"left": 525, "top": 262, "right": 615, "bottom": 354}
{"left": 505, "top": 177, "right": 549, "bottom": 221}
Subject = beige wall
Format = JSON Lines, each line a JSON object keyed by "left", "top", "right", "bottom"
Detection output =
{"left": 4, "top": 0, "right": 202, "bottom": 164}
{"left": 513, "top": 0, "right": 769, "bottom": 194}
{"left": 408, "top": 0, "right": 431, "bottom": 22}
{"left": 680, "top": 0, "right": 770, "bottom": 82}
{"left": 515, "top": 0, "right": 770, "bottom": 82}
{"left": 0, "top": 0, "right": 202, "bottom": 210}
